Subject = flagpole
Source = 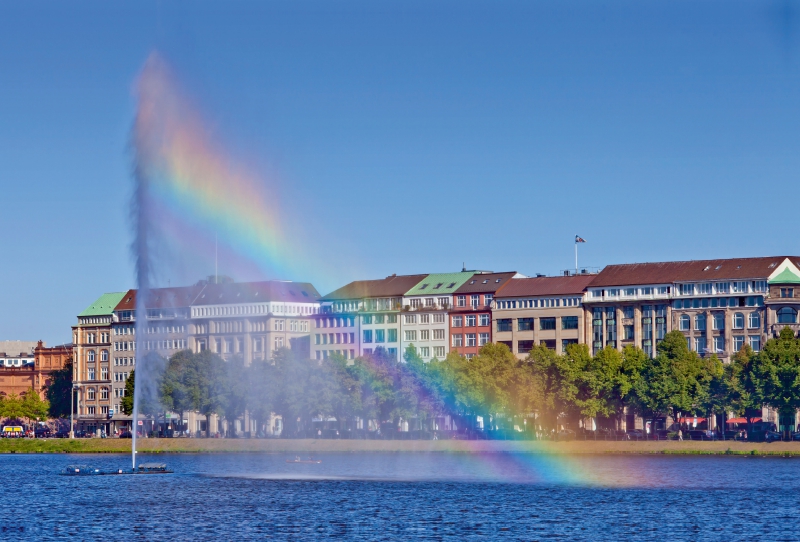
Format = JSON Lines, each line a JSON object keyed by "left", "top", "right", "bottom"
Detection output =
{"left": 575, "top": 241, "right": 578, "bottom": 275}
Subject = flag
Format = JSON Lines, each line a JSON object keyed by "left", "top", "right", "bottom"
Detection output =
{"left": 575, "top": 235, "right": 586, "bottom": 243}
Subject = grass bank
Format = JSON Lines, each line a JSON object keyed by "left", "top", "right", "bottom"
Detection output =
{"left": 5, "top": 438, "right": 800, "bottom": 456}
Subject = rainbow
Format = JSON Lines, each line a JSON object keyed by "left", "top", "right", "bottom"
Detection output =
{"left": 133, "top": 52, "right": 299, "bottom": 284}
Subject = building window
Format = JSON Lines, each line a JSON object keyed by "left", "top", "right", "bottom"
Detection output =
{"left": 87, "top": 350, "right": 96, "bottom": 362}
{"left": 409, "top": 299, "right": 422, "bottom": 309}
{"left": 470, "top": 295, "right": 479, "bottom": 308}
{"left": 457, "top": 295, "right": 466, "bottom": 307}
{"left": 695, "top": 337, "right": 707, "bottom": 354}
{"left": 781, "top": 288, "right": 795, "bottom": 298}
{"left": 405, "top": 330, "right": 417, "bottom": 342}
{"left": 484, "top": 294, "right": 493, "bottom": 306}
{"left": 100, "top": 387, "right": 109, "bottom": 400}
{"left": 387, "top": 329, "right": 397, "bottom": 342}
{"left": 712, "top": 313, "right": 725, "bottom": 331}
{"left": 404, "top": 314, "right": 416, "bottom": 324}
{"left": 479, "top": 314, "right": 490, "bottom": 326}
{"left": 87, "top": 406, "right": 95, "bottom": 415}
{"left": 749, "top": 336, "right": 761, "bottom": 352}
{"left": 680, "top": 284, "right": 694, "bottom": 296}
{"left": 101, "top": 367, "right": 108, "bottom": 380}
{"left": 679, "top": 314, "right": 690, "bottom": 331}
{"left": 433, "top": 346, "right": 445, "bottom": 358}
{"left": 733, "top": 336, "right": 745, "bottom": 352}
{"left": 420, "top": 314, "right": 429, "bottom": 324}
{"left": 623, "top": 306, "right": 634, "bottom": 319}
{"left": 452, "top": 316, "right": 463, "bottom": 327}
{"left": 387, "top": 314, "right": 397, "bottom": 324}
{"left": 433, "top": 329, "right": 445, "bottom": 340}
{"left": 518, "top": 340, "right": 534, "bottom": 354}
{"left": 101, "top": 350, "right": 108, "bottom": 362}
{"left": 497, "top": 319, "right": 512, "bottom": 332}
{"left": 363, "top": 330, "right": 373, "bottom": 343}
{"left": 274, "top": 337, "right": 284, "bottom": 350}
{"left": 362, "top": 315, "right": 373, "bottom": 324}
{"left": 713, "top": 336, "right": 725, "bottom": 353}
{"left": 562, "top": 339, "right": 578, "bottom": 352}
{"left": 732, "top": 313, "right": 744, "bottom": 330}
{"left": 562, "top": 316, "right": 579, "bottom": 330}
{"left": 465, "top": 334, "right": 476, "bottom": 347}
{"left": 452, "top": 334, "right": 463, "bottom": 347}
{"left": 479, "top": 333, "right": 489, "bottom": 346}
{"left": 420, "top": 347, "right": 430, "bottom": 358}
{"left": 518, "top": 318, "right": 534, "bottom": 331}
{"left": 432, "top": 314, "right": 444, "bottom": 323}
{"left": 464, "top": 315, "right": 476, "bottom": 327}
{"left": 748, "top": 312, "right": 760, "bottom": 329}
{"left": 777, "top": 307, "right": 798, "bottom": 324}
{"left": 88, "top": 368, "right": 95, "bottom": 380}
{"left": 695, "top": 314, "right": 706, "bottom": 331}
{"left": 419, "top": 329, "right": 429, "bottom": 341}
{"left": 87, "top": 388, "right": 95, "bottom": 400}
{"left": 375, "top": 329, "right": 385, "bottom": 343}
{"left": 540, "top": 318, "right": 556, "bottom": 331}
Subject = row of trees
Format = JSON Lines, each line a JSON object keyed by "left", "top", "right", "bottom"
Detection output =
{"left": 129, "top": 328, "right": 800, "bottom": 438}
{"left": 0, "top": 389, "right": 50, "bottom": 425}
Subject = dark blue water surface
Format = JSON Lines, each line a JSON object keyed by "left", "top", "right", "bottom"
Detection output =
{"left": 2, "top": 452, "right": 800, "bottom": 540}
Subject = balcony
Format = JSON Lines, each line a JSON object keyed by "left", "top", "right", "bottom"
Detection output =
{"left": 771, "top": 323, "right": 800, "bottom": 337}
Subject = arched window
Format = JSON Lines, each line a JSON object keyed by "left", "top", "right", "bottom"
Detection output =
{"left": 777, "top": 307, "right": 798, "bottom": 324}
{"left": 748, "top": 312, "right": 761, "bottom": 329}
{"left": 100, "top": 387, "right": 109, "bottom": 400}
{"left": 680, "top": 314, "right": 690, "bottom": 331}
{"left": 87, "top": 350, "right": 95, "bottom": 362}
{"left": 695, "top": 314, "right": 706, "bottom": 331}
{"left": 733, "top": 313, "right": 744, "bottom": 330}
{"left": 87, "top": 388, "right": 95, "bottom": 400}
{"left": 100, "top": 350, "right": 108, "bottom": 362}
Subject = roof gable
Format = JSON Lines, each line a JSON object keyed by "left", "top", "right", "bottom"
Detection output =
{"left": 78, "top": 292, "right": 128, "bottom": 317}
{"left": 769, "top": 258, "right": 800, "bottom": 284}
{"left": 404, "top": 272, "right": 474, "bottom": 297}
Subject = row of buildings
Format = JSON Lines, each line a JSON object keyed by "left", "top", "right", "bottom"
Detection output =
{"left": 66, "top": 256, "right": 800, "bottom": 436}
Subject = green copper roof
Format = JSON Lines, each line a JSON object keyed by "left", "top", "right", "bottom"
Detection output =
{"left": 405, "top": 272, "right": 475, "bottom": 296}
{"left": 78, "top": 292, "right": 127, "bottom": 317}
{"left": 769, "top": 267, "right": 800, "bottom": 284}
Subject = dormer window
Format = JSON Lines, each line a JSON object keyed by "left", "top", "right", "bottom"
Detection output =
{"left": 420, "top": 284, "right": 428, "bottom": 290}
{"left": 482, "top": 280, "right": 488, "bottom": 284}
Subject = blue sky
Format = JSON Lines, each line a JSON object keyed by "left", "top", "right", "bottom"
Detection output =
{"left": 2, "top": 1, "right": 800, "bottom": 344}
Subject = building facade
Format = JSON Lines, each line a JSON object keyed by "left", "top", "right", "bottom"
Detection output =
{"left": 492, "top": 274, "right": 595, "bottom": 358}
{"left": 314, "top": 274, "right": 427, "bottom": 361}
{"left": 0, "top": 340, "right": 69, "bottom": 400}
{"left": 105, "top": 278, "right": 321, "bottom": 434}
{"left": 583, "top": 257, "right": 800, "bottom": 360}
{"left": 449, "top": 272, "right": 520, "bottom": 359}
{"left": 71, "top": 292, "right": 127, "bottom": 436}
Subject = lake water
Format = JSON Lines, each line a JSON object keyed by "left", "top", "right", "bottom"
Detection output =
{"left": 2, "top": 452, "right": 800, "bottom": 540}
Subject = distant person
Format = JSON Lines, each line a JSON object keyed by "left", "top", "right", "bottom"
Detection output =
{"left": 677, "top": 429, "right": 683, "bottom": 441}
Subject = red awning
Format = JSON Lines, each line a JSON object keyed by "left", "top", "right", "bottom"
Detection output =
{"left": 678, "top": 417, "right": 706, "bottom": 423}
{"left": 725, "top": 417, "right": 762, "bottom": 424}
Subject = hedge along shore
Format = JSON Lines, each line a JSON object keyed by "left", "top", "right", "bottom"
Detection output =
{"left": 5, "top": 438, "right": 800, "bottom": 456}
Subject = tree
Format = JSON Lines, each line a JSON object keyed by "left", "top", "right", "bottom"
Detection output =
{"left": 21, "top": 388, "right": 49, "bottom": 424}
{"left": 121, "top": 370, "right": 136, "bottom": 416}
{"left": 45, "top": 357, "right": 73, "bottom": 419}
{"left": 160, "top": 350, "right": 197, "bottom": 434}
{"left": 724, "top": 345, "right": 763, "bottom": 435}
{"left": 757, "top": 327, "right": 800, "bottom": 437}
{"left": 0, "top": 394, "right": 25, "bottom": 421}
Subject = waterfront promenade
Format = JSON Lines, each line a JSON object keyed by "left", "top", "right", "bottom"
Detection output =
{"left": 7, "top": 438, "right": 800, "bottom": 455}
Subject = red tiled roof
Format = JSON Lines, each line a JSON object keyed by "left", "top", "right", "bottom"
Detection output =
{"left": 453, "top": 272, "right": 519, "bottom": 294}
{"left": 494, "top": 275, "right": 596, "bottom": 298}
{"left": 321, "top": 274, "right": 428, "bottom": 301}
{"left": 588, "top": 256, "right": 800, "bottom": 287}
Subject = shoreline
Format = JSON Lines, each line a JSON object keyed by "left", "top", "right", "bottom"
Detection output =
{"left": 4, "top": 438, "right": 800, "bottom": 456}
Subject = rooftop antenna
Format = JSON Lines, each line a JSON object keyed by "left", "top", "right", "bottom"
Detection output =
{"left": 462, "top": 262, "right": 466, "bottom": 272}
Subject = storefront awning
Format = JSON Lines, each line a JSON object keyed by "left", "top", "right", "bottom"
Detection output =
{"left": 678, "top": 417, "right": 706, "bottom": 423}
{"left": 725, "top": 417, "right": 762, "bottom": 424}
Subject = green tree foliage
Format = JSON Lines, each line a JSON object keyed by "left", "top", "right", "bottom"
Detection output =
{"left": 105, "top": 326, "right": 800, "bottom": 440}
{"left": 45, "top": 357, "right": 73, "bottom": 419}
{"left": 757, "top": 327, "right": 800, "bottom": 420}
{"left": 121, "top": 370, "right": 135, "bottom": 416}
{"left": 21, "top": 388, "right": 50, "bottom": 423}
